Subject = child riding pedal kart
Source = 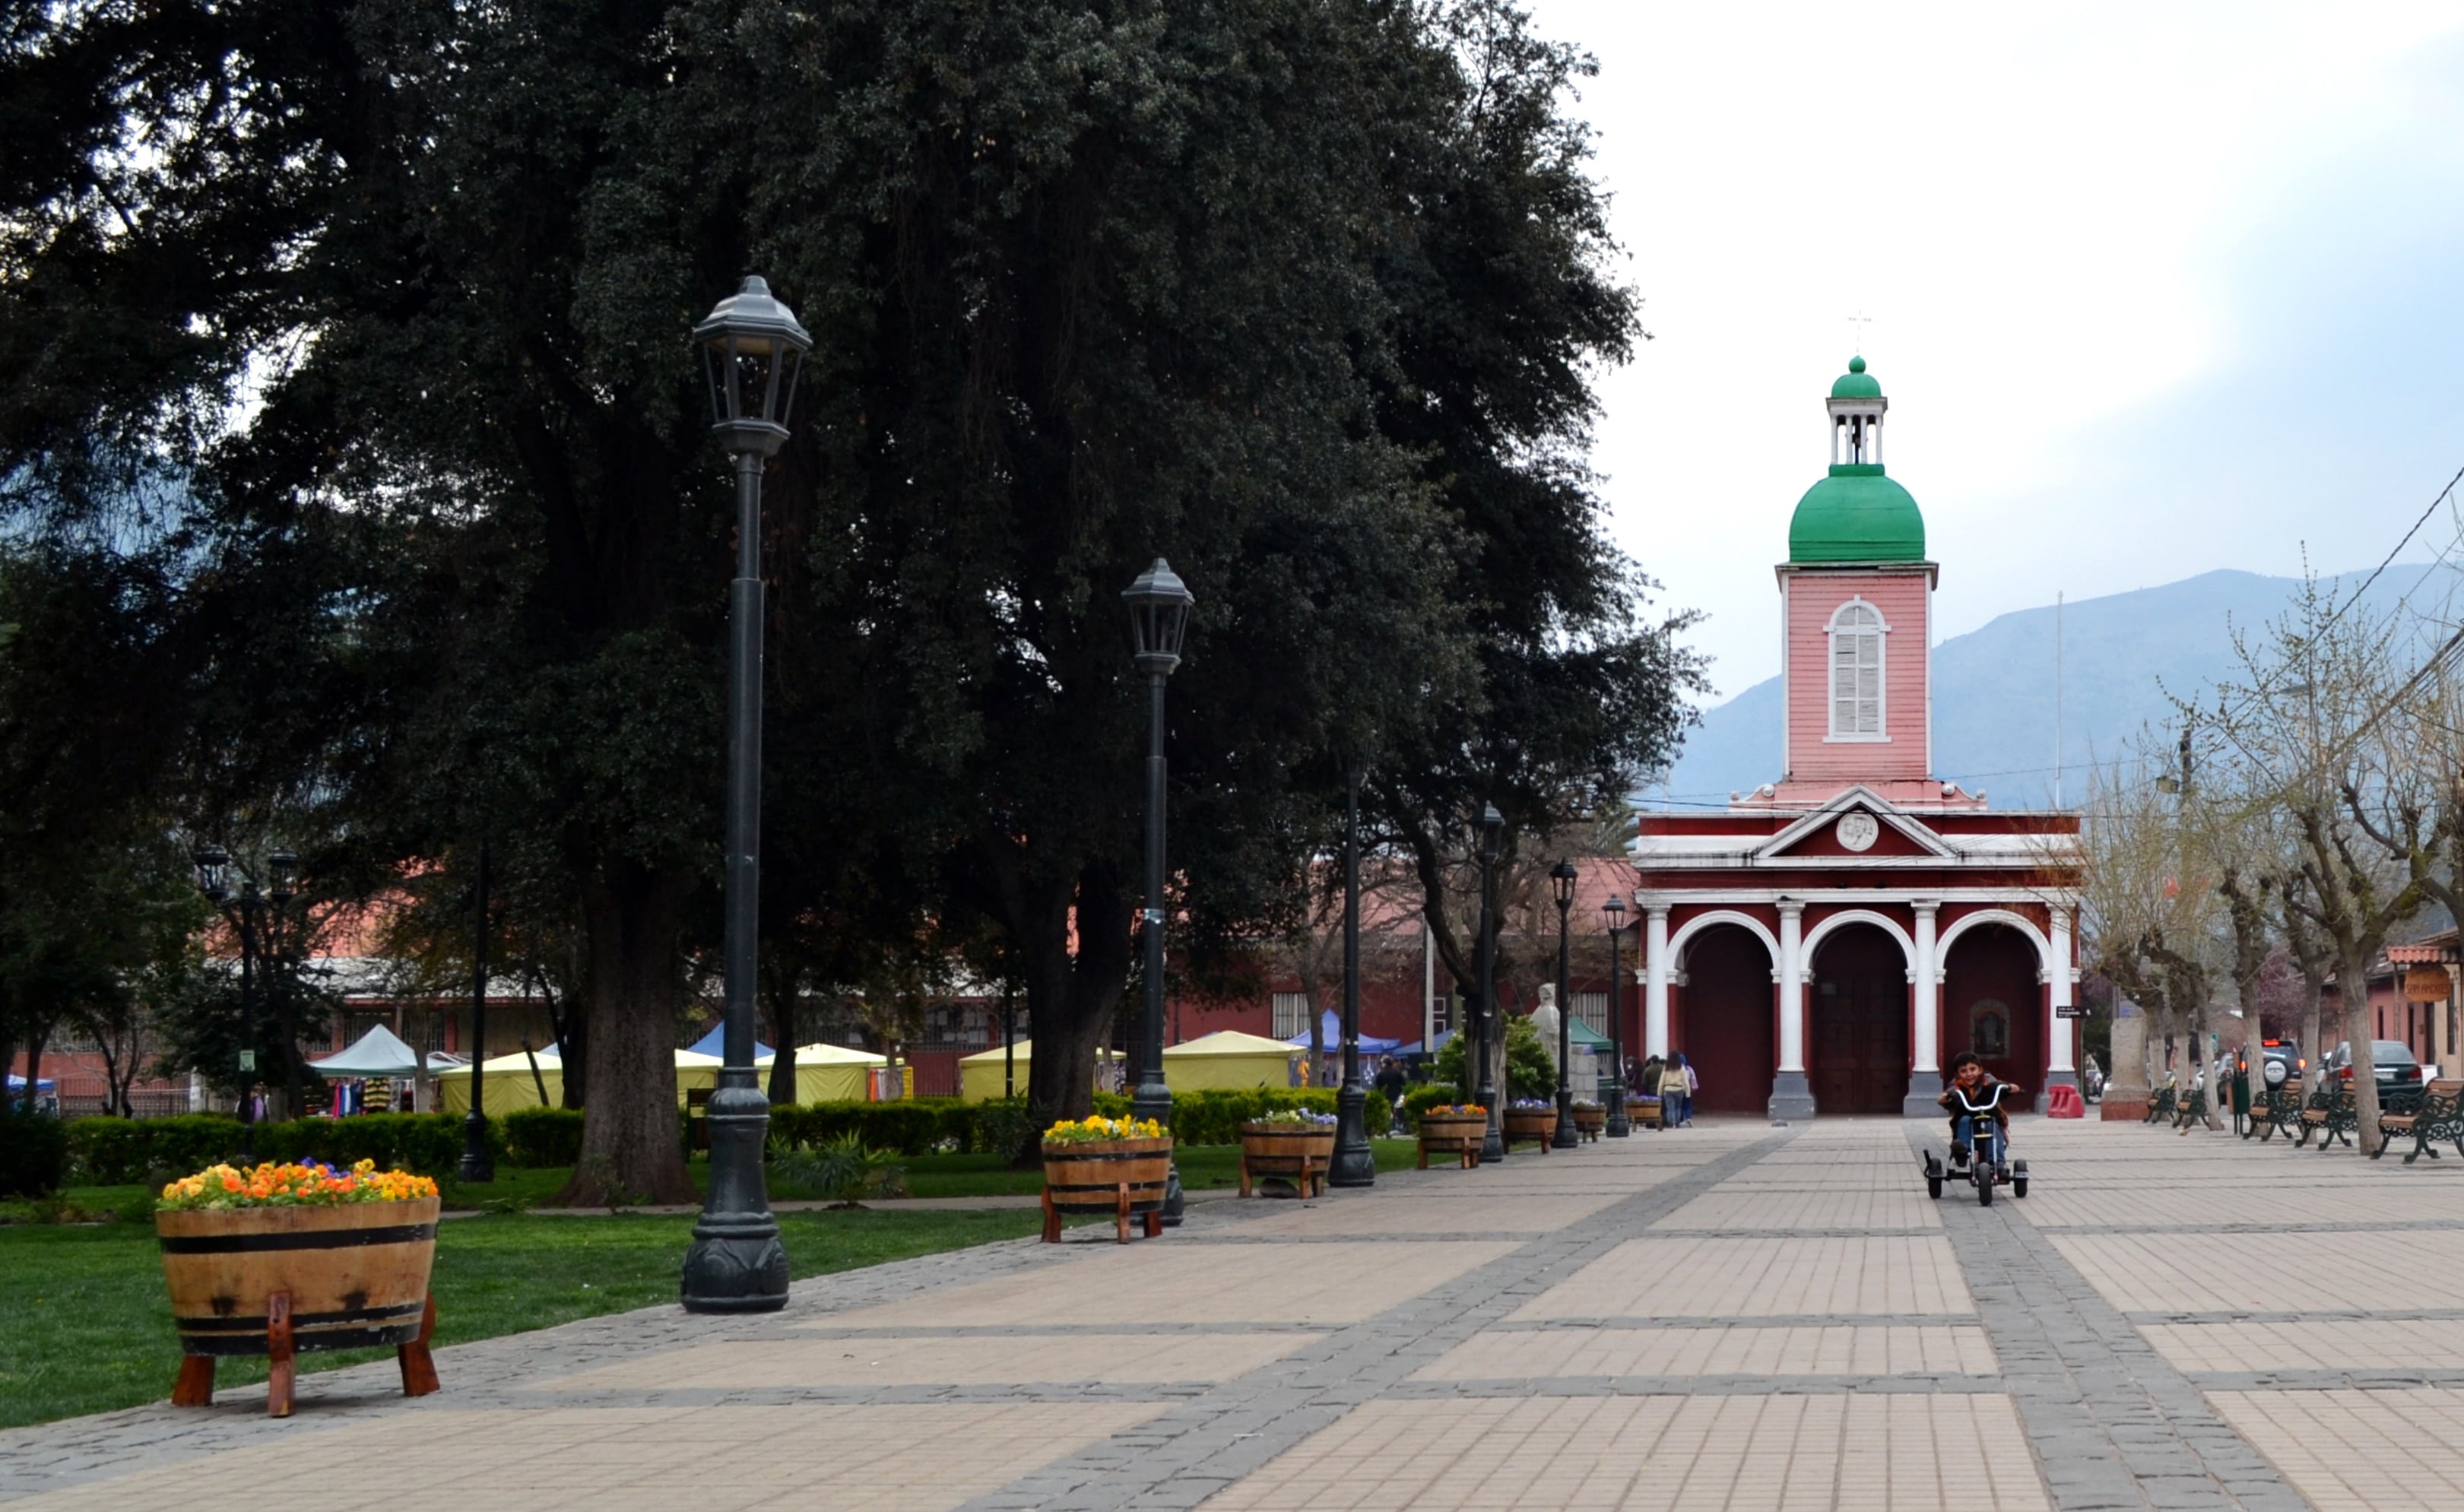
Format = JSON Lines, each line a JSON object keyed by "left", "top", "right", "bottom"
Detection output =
{"left": 1922, "top": 1052, "right": 2028, "bottom": 1205}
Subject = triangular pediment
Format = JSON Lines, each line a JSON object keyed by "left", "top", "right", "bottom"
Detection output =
{"left": 1753, "top": 787, "right": 1956, "bottom": 863}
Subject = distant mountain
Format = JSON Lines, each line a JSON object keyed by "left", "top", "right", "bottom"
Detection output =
{"left": 1658, "top": 566, "right": 2464, "bottom": 810}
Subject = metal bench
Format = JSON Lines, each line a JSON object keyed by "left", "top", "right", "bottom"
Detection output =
{"left": 2246, "top": 1079, "right": 2306, "bottom": 1142}
{"left": 2145, "top": 1086, "right": 2178, "bottom": 1124}
{"left": 2374, "top": 1079, "right": 2464, "bottom": 1164}
{"left": 2171, "top": 1086, "right": 2209, "bottom": 1130}
{"left": 2298, "top": 1086, "right": 2356, "bottom": 1149}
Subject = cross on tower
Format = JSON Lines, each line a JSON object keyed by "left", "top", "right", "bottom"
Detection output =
{"left": 1847, "top": 310, "right": 1873, "bottom": 353}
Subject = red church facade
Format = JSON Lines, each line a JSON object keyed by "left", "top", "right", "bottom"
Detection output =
{"left": 1628, "top": 359, "right": 2084, "bottom": 1119}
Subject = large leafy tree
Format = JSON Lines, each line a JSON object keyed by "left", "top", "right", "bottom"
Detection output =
{"left": 1, "top": 0, "right": 1692, "bottom": 1193}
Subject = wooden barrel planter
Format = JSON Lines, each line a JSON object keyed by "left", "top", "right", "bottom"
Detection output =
{"left": 1238, "top": 1123, "right": 1334, "bottom": 1197}
{"left": 1502, "top": 1108, "right": 1557, "bottom": 1152}
{"left": 1632, "top": 1097, "right": 1663, "bottom": 1130}
{"left": 159, "top": 1195, "right": 442, "bottom": 1417}
{"left": 1417, "top": 1113, "right": 1486, "bottom": 1169}
{"left": 1572, "top": 1105, "right": 1606, "bottom": 1142}
{"left": 1041, "top": 1136, "right": 1172, "bottom": 1243}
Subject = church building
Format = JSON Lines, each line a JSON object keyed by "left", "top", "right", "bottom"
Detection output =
{"left": 1628, "top": 358, "right": 2085, "bottom": 1120}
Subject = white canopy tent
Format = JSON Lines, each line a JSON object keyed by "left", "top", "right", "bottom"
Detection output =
{"left": 309, "top": 1025, "right": 424, "bottom": 1078}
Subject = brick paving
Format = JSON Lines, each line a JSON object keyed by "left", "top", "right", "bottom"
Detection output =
{"left": 11, "top": 1112, "right": 2464, "bottom": 1508}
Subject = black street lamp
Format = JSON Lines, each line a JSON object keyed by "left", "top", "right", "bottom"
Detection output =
{"left": 680, "top": 275, "right": 809, "bottom": 1314}
{"left": 192, "top": 844, "right": 301, "bottom": 1161}
{"left": 1549, "top": 859, "right": 1579, "bottom": 1149}
{"left": 1475, "top": 805, "right": 1505, "bottom": 1163}
{"left": 1603, "top": 894, "right": 1632, "bottom": 1137}
{"left": 459, "top": 839, "right": 494, "bottom": 1182}
{"left": 1330, "top": 768, "right": 1375, "bottom": 1187}
{"left": 1125, "top": 558, "right": 1195, "bottom": 1223}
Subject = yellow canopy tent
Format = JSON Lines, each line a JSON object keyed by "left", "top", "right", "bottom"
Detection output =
{"left": 756, "top": 1041, "right": 889, "bottom": 1104}
{"left": 431, "top": 1048, "right": 725, "bottom": 1116}
{"left": 958, "top": 1038, "right": 1121, "bottom": 1102}
{"left": 1162, "top": 1031, "right": 1304, "bottom": 1092}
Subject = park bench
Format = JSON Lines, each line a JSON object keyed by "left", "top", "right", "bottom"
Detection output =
{"left": 2245, "top": 1079, "right": 2305, "bottom": 1143}
{"left": 2373, "top": 1079, "right": 2464, "bottom": 1164}
{"left": 2145, "top": 1086, "right": 2177, "bottom": 1124}
{"left": 2171, "top": 1086, "right": 2209, "bottom": 1130}
{"left": 2298, "top": 1086, "right": 2357, "bottom": 1150}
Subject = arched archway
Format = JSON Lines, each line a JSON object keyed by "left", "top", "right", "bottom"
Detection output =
{"left": 1677, "top": 923, "right": 1777, "bottom": 1114}
{"left": 1941, "top": 923, "right": 2043, "bottom": 1095}
{"left": 1809, "top": 922, "right": 1911, "bottom": 1114}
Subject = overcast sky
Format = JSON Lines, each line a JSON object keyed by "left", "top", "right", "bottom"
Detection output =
{"left": 1524, "top": 2, "right": 2464, "bottom": 702}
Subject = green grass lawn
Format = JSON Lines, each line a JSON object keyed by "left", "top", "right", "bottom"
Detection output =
{"left": 0, "top": 1206, "right": 1041, "bottom": 1431}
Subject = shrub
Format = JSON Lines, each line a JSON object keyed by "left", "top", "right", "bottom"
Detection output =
{"left": 504, "top": 1106, "right": 585, "bottom": 1167}
{"left": 0, "top": 1111, "right": 68, "bottom": 1197}
{"left": 68, "top": 1112, "right": 495, "bottom": 1184}
{"left": 1399, "top": 1083, "right": 1460, "bottom": 1122}
{"left": 770, "top": 1132, "right": 905, "bottom": 1205}
{"left": 1431, "top": 1014, "right": 1554, "bottom": 1102}
{"left": 70, "top": 1114, "right": 248, "bottom": 1183}
{"left": 769, "top": 1098, "right": 972, "bottom": 1156}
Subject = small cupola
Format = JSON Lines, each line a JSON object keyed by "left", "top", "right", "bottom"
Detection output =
{"left": 1828, "top": 355, "right": 1885, "bottom": 468}
{"left": 1790, "top": 357, "right": 1925, "bottom": 564}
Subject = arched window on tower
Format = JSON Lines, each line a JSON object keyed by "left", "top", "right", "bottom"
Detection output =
{"left": 1827, "top": 599, "right": 1887, "bottom": 739}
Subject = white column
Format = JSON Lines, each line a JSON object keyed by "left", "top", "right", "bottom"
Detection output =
{"left": 1911, "top": 902, "right": 1939, "bottom": 1075}
{"left": 2048, "top": 908, "right": 2077, "bottom": 1074}
{"left": 1644, "top": 907, "right": 1671, "bottom": 1057}
{"left": 1777, "top": 902, "right": 1806, "bottom": 1074}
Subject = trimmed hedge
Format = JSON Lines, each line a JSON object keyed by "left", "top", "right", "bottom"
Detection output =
{"left": 1, "top": 1111, "right": 68, "bottom": 1197}
{"left": 67, "top": 1113, "right": 499, "bottom": 1184}
{"left": 760, "top": 1089, "right": 1393, "bottom": 1155}
{"left": 504, "top": 1106, "right": 585, "bottom": 1167}
{"left": 1399, "top": 1083, "right": 1463, "bottom": 1122}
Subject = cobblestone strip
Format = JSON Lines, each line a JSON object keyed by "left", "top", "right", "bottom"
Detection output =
{"left": 2130, "top": 1309, "right": 2464, "bottom": 1327}
{"left": 2188, "top": 1369, "right": 2464, "bottom": 1391}
{"left": 1904, "top": 1126, "right": 2315, "bottom": 1512}
{"left": 1483, "top": 1311, "right": 1980, "bottom": 1330}
{"left": 1378, "top": 1371, "right": 2009, "bottom": 1396}
{"left": 950, "top": 1133, "right": 1798, "bottom": 1512}
{"left": 2033, "top": 1220, "right": 2464, "bottom": 1235}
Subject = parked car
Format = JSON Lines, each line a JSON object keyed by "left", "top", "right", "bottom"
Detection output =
{"left": 2259, "top": 1039, "right": 2301, "bottom": 1089}
{"left": 2320, "top": 1040, "right": 2423, "bottom": 1095}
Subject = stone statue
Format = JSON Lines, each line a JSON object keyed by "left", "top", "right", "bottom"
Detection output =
{"left": 1530, "top": 984, "right": 1562, "bottom": 1072}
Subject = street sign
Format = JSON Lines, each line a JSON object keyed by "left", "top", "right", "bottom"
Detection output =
{"left": 238, "top": 1050, "right": 256, "bottom": 1072}
{"left": 2055, "top": 1006, "right": 2088, "bottom": 1019}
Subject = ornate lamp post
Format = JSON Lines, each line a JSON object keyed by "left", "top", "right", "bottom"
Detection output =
{"left": 1125, "top": 557, "right": 1195, "bottom": 1223}
{"left": 1330, "top": 768, "right": 1375, "bottom": 1187}
{"left": 1603, "top": 894, "right": 1632, "bottom": 1136}
{"left": 680, "top": 275, "right": 810, "bottom": 1314}
{"left": 1475, "top": 804, "right": 1505, "bottom": 1163}
{"left": 1549, "top": 859, "right": 1579, "bottom": 1149}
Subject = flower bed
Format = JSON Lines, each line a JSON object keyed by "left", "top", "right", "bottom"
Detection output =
{"left": 1502, "top": 1099, "right": 1558, "bottom": 1152}
{"left": 1416, "top": 1105, "right": 1488, "bottom": 1170}
{"left": 1040, "top": 1117, "right": 1171, "bottom": 1243}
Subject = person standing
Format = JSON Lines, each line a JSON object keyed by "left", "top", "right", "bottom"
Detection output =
{"left": 1375, "top": 1057, "right": 1407, "bottom": 1134}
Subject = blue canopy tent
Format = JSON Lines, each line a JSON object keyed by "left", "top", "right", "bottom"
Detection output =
{"left": 1286, "top": 1009, "right": 1404, "bottom": 1056}
{"left": 1393, "top": 1031, "right": 1454, "bottom": 1057}
{"left": 687, "top": 1025, "right": 774, "bottom": 1061}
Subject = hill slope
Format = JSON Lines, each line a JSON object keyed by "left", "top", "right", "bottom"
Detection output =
{"left": 1660, "top": 566, "right": 2462, "bottom": 809}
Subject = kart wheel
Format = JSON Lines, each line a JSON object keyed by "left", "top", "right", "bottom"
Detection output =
{"left": 2012, "top": 1159, "right": 2028, "bottom": 1200}
{"left": 1976, "top": 1161, "right": 1993, "bottom": 1206}
{"left": 1927, "top": 1178, "right": 1942, "bottom": 1200}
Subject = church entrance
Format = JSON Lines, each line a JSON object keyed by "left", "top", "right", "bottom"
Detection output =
{"left": 1810, "top": 924, "right": 1910, "bottom": 1115}
{"left": 1677, "top": 924, "right": 1777, "bottom": 1115}
{"left": 1941, "top": 924, "right": 2042, "bottom": 1097}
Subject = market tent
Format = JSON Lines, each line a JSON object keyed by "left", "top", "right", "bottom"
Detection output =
{"left": 687, "top": 1024, "right": 774, "bottom": 1061}
{"left": 310, "top": 1025, "right": 423, "bottom": 1078}
{"left": 1165, "top": 1030, "right": 1302, "bottom": 1092}
{"left": 1286, "top": 1010, "right": 1405, "bottom": 1057}
{"left": 756, "top": 1041, "right": 887, "bottom": 1104}
{"left": 957, "top": 1038, "right": 1120, "bottom": 1103}
{"left": 431, "top": 1047, "right": 725, "bottom": 1115}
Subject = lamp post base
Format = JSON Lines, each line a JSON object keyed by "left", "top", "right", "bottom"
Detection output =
{"left": 1330, "top": 1082, "right": 1376, "bottom": 1187}
{"left": 681, "top": 1078, "right": 788, "bottom": 1314}
{"left": 1131, "top": 1083, "right": 1184, "bottom": 1225}
{"left": 1605, "top": 1081, "right": 1632, "bottom": 1137}
{"left": 1551, "top": 1088, "right": 1579, "bottom": 1149}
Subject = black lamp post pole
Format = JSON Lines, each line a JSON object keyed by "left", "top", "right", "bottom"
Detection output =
{"left": 1124, "top": 559, "right": 1194, "bottom": 1224}
{"left": 1475, "top": 805, "right": 1504, "bottom": 1163}
{"left": 682, "top": 275, "right": 808, "bottom": 1314}
{"left": 1330, "top": 769, "right": 1375, "bottom": 1186}
{"left": 460, "top": 838, "right": 494, "bottom": 1181}
{"left": 236, "top": 890, "right": 259, "bottom": 1159}
{"left": 1604, "top": 895, "right": 1631, "bottom": 1137}
{"left": 1551, "top": 861, "right": 1578, "bottom": 1149}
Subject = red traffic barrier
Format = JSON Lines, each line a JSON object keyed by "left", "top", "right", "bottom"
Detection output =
{"left": 2046, "top": 1083, "right": 2085, "bottom": 1118}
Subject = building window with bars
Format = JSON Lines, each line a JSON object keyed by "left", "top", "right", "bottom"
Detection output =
{"left": 1826, "top": 598, "right": 1887, "bottom": 740}
{"left": 1271, "top": 992, "right": 1312, "bottom": 1040}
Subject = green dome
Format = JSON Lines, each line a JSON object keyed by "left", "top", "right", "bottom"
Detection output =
{"left": 1790, "top": 466, "right": 1925, "bottom": 563}
{"left": 1831, "top": 354, "right": 1882, "bottom": 399}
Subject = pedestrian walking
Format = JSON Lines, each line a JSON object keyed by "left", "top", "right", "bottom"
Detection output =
{"left": 1667, "top": 1052, "right": 1697, "bottom": 1127}
{"left": 1638, "top": 1054, "right": 1665, "bottom": 1130}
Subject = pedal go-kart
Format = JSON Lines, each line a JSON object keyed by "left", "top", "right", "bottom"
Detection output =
{"left": 1922, "top": 1082, "right": 2028, "bottom": 1206}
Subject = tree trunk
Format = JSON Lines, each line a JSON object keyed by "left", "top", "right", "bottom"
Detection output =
{"left": 556, "top": 869, "right": 693, "bottom": 1206}
{"left": 764, "top": 960, "right": 801, "bottom": 1108}
{"left": 2301, "top": 971, "right": 2325, "bottom": 1087}
{"left": 2339, "top": 953, "right": 2383, "bottom": 1153}
{"left": 19, "top": 1023, "right": 46, "bottom": 1116}
{"left": 1015, "top": 864, "right": 1132, "bottom": 1167}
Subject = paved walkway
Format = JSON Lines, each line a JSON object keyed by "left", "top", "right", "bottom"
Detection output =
{"left": 7, "top": 1115, "right": 2463, "bottom": 1510}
